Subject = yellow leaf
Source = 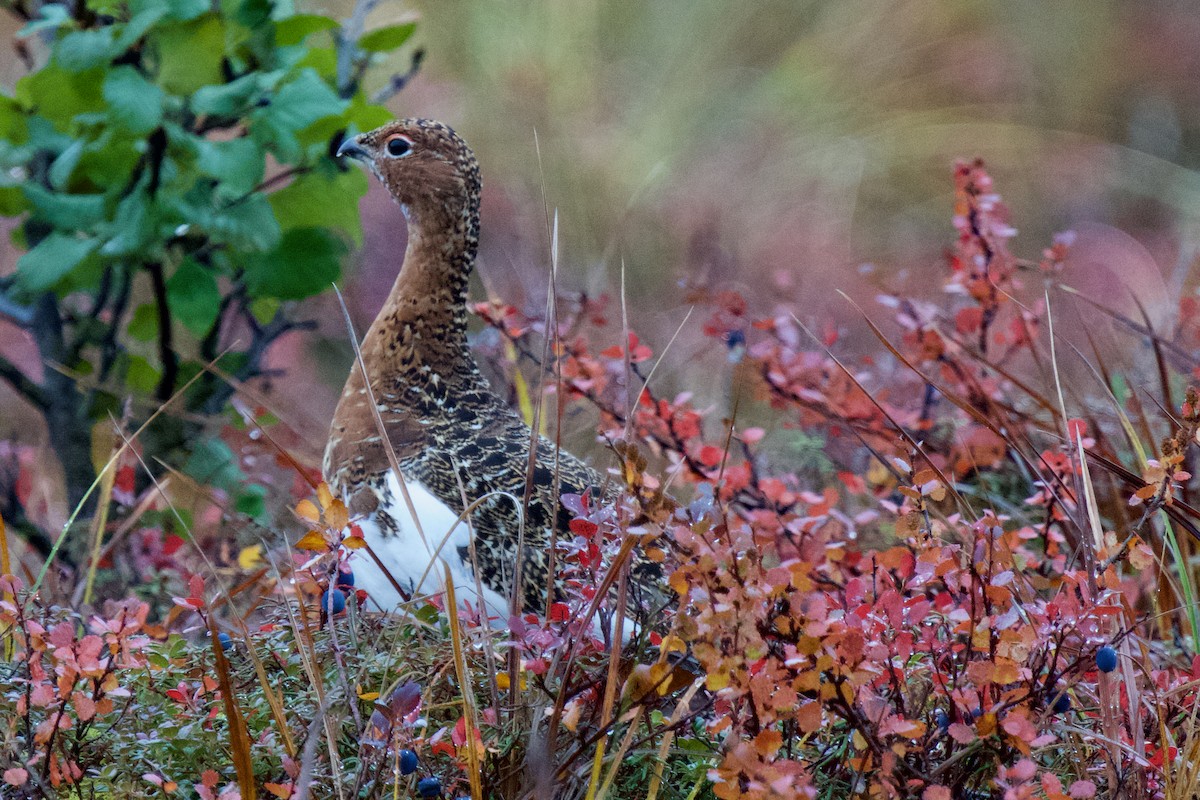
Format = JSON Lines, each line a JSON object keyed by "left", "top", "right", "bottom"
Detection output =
{"left": 90, "top": 419, "right": 120, "bottom": 475}
{"left": 495, "top": 672, "right": 526, "bottom": 691}
{"left": 317, "top": 482, "right": 334, "bottom": 510}
{"left": 237, "top": 544, "right": 263, "bottom": 570}
{"left": 343, "top": 534, "right": 366, "bottom": 550}
{"left": 295, "top": 530, "right": 328, "bottom": 552}
{"left": 295, "top": 499, "right": 320, "bottom": 523}
{"left": 705, "top": 670, "right": 730, "bottom": 691}
{"left": 658, "top": 634, "right": 687, "bottom": 656}
{"left": 325, "top": 499, "right": 349, "bottom": 531}
{"left": 358, "top": 691, "right": 380, "bottom": 702}
{"left": 649, "top": 662, "right": 672, "bottom": 696}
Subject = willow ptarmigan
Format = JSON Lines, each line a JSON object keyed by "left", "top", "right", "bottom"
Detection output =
{"left": 324, "top": 119, "right": 651, "bottom": 624}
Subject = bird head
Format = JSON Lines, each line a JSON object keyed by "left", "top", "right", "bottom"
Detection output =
{"left": 336, "top": 118, "right": 480, "bottom": 223}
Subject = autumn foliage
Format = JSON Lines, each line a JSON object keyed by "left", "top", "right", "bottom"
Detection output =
{"left": 5, "top": 157, "right": 1200, "bottom": 800}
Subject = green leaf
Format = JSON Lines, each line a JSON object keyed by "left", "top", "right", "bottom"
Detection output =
{"left": 16, "top": 65, "right": 106, "bottom": 129}
{"left": 248, "top": 295, "right": 278, "bottom": 325}
{"left": 155, "top": 14, "right": 225, "bottom": 94}
{"left": 103, "top": 67, "right": 164, "bottom": 135}
{"left": 16, "top": 233, "right": 99, "bottom": 291}
{"left": 114, "top": 7, "right": 169, "bottom": 51}
{"left": 18, "top": 4, "right": 71, "bottom": 36}
{"left": 89, "top": 0, "right": 130, "bottom": 17}
{"left": 268, "top": 165, "right": 367, "bottom": 244}
{"left": 167, "top": 258, "right": 222, "bottom": 335}
{"left": 171, "top": 0, "right": 210, "bottom": 20}
{"left": 185, "top": 436, "right": 242, "bottom": 489}
{"left": 275, "top": 13, "right": 338, "bottom": 46}
{"left": 125, "top": 354, "right": 161, "bottom": 394}
{"left": 0, "top": 187, "right": 26, "bottom": 215}
{"left": 343, "top": 92, "right": 394, "bottom": 132}
{"left": 216, "top": 192, "right": 280, "bottom": 251}
{"left": 75, "top": 128, "right": 141, "bottom": 186}
{"left": 101, "top": 189, "right": 156, "bottom": 256}
{"left": 127, "top": 303, "right": 159, "bottom": 341}
{"left": 357, "top": 22, "right": 416, "bottom": 53}
{"left": 48, "top": 140, "right": 83, "bottom": 189}
{"left": 54, "top": 28, "right": 118, "bottom": 72}
{"left": 175, "top": 189, "right": 280, "bottom": 251}
{"left": 235, "top": 483, "right": 267, "bottom": 519}
{"left": 191, "top": 72, "right": 261, "bottom": 117}
{"left": 23, "top": 184, "right": 108, "bottom": 229}
{"left": 195, "top": 136, "right": 264, "bottom": 196}
{"left": 253, "top": 68, "right": 345, "bottom": 159}
{"left": 244, "top": 226, "right": 344, "bottom": 300}
{"left": 0, "top": 95, "right": 30, "bottom": 145}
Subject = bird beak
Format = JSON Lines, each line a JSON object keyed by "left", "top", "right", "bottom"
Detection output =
{"left": 336, "top": 135, "right": 370, "bottom": 161}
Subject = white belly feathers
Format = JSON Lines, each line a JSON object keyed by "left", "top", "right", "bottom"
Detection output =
{"left": 350, "top": 471, "right": 510, "bottom": 622}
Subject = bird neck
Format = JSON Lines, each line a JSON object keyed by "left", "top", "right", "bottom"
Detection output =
{"left": 359, "top": 196, "right": 483, "bottom": 393}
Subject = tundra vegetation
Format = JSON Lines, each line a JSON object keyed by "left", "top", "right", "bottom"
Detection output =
{"left": 1, "top": 2, "right": 1199, "bottom": 799}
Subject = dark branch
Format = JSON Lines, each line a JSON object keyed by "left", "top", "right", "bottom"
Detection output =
{"left": 146, "top": 262, "right": 178, "bottom": 402}
{"left": 371, "top": 48, "right": 424, "bottom": 105}
{"left": 0, "top": 353, "right": 47, "bottom": 410}
{"left": 197, "top": 303, "right": 315, "bottom": 415}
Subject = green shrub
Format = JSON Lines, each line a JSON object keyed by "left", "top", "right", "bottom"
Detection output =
{"left": 0, "top": 0, "right": 416, "bottom": 519}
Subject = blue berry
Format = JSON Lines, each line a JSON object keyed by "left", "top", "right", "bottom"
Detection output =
{"left": 416, "top": 776, "right": 441, "bottom": 798}
{"left": 336, "top": 568, "right": 355, "bottom": 588}
{"left": 217, "top": 632, "right": 233, "bottom": 650}
{"left": 1051, "top": 691, "right": 1071, "bottom": 714}
{"left": 933, "top": 708, "right": 949, "bottom": 732}
{"left": 321, "top": 588, "right": 346, "bottom": 614}
{"left": 399, "top": 749, "right": 418, "bottom": 776}
{"left": 1096, "top": 645, "right": 1118, "bottom": 673}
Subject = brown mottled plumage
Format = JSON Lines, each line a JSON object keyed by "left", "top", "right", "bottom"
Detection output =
{"left": 324, "top": 119, "right": 642, "bottom": 617}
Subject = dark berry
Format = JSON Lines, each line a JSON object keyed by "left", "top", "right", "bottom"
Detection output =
{"left": 1095, "top": 645, "right": 1118, "bottom": 673}
{"left": 416, "top": 776, "right": 441, "bottom": 798}
{"left": 336, "top": 567, "right": 355, "bottom": 588}
{"left": 217, "top": 632, "right": 233, "bottom": 650}
{"left": 934, "top": 708, "right": 949, "bottom": 732}
{"left": 1051, "top": 691, "right": 1071, "bottom": 714}
{"left": 399, "top": 749, "right": 418, "bottom": 776}
{"left": 321, "top": 588, "right": 346, "bottom": 614}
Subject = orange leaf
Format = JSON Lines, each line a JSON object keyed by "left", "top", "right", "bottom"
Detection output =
{"left": 295, "top": 531, "right": 328, "bottom": 552}
{"left": 754, "top": 728, "right": 782, "bottom": 757}
{"left": 343, "top": 534, "right": 366, "bottom": 550}
{"left": 796, "top": 700, "right": 822, "bottom": 733}
{"left": 325, "top": 499, "right": 349, "bottom": 531}
{"left": 317, "top": 482, "right": 334, "bottom": 510}
{"left": 295, "top": 499, "right": 320, "bottom": 524}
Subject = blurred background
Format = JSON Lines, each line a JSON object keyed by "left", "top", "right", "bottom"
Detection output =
{"left": 6, "top": 0, "right": 1200, "bottom": 498}
{"left": 320, "top": 0, "right": 1200, "bottom": 402}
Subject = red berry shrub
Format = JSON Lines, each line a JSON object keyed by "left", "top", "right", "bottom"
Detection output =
{"left": 476, "top": 159, "right": 1200, "bottom": 799}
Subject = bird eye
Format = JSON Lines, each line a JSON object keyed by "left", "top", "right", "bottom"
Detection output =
{"left": 386, "top": 136, "right": 413, "bottom": 157}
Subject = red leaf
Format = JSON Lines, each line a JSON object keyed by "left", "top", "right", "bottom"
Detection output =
{"left": 569, "top": 518, "right": 598, "bottom": 537}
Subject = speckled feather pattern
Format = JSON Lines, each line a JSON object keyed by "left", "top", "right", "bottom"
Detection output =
{"left": 323, "top": 119, "right": 621, "bottom": 614}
